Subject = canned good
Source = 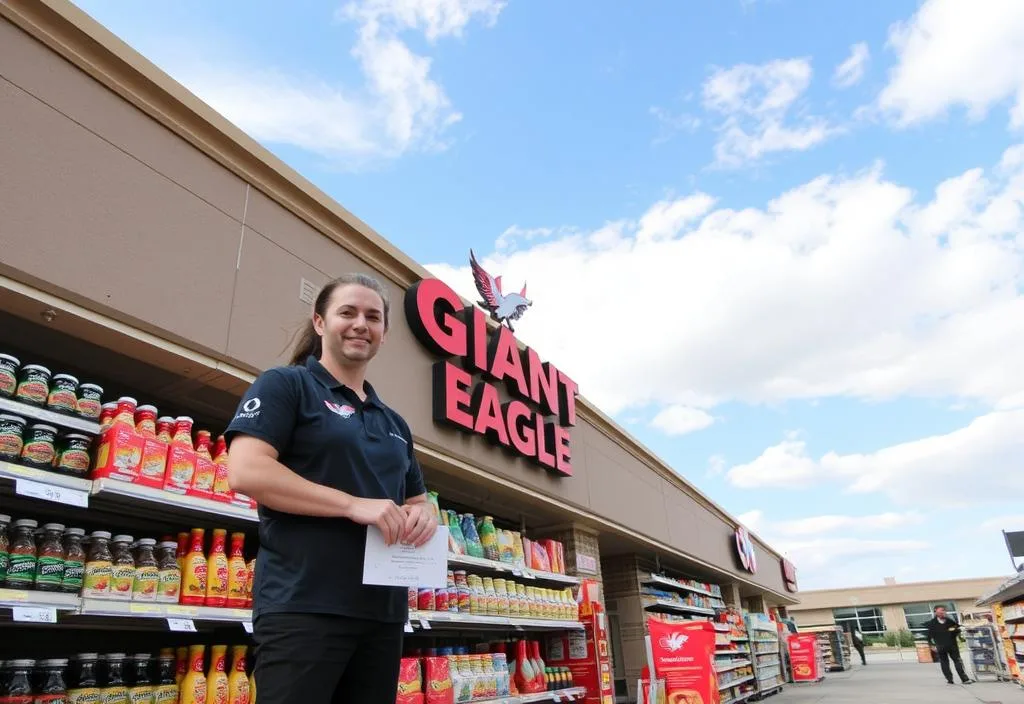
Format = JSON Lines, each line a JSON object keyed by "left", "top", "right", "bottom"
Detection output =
{"left": 417, "top": 587, "right": 435, "bottom": 612}
{"left": 434, "top": 587, "right": 449, "bottom": 612}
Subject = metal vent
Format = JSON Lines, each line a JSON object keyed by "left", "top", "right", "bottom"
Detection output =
{"left": 298, "top": 278, "right": 319, "bottom": 305}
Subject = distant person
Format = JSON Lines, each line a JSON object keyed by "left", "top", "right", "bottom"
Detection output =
{"left": 925, "top": 606, "right": 972, "bottom": 685}
{"left": 849, "top": 626, "right": 866, "bottom": 665}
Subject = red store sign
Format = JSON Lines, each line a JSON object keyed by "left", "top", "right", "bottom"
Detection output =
{"left": 404, "top": 278, "right": 578, "bottom": 477}
{"left": 782, "top": 558, "right": 798, "bottom": 592}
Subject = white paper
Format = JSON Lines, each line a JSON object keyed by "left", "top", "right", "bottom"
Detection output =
{"left": 16, "top": 478, "right": 89, "bottom": 508}
{"left": 242, "top": 621, "right": 254, "bottom": 634}
{"left": 13, "top": 607, "right": 57, "bottom": 623}
{"left": 167, "top": 618, "right": 197, "bottom": 632}
{"left": 362, "top": 526, "right": 448, "bottom": 589}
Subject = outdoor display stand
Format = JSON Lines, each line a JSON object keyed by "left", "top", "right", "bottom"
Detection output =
{"left": 546, "top": 580, "right": 615, "bottom": 704}
{"left": 786, "top": 634, "right": 824, "bottom": 684}
{"left": 964, "top": 623, "right": 1011, "bottom": 681}
{"left": 806, "top": 626, "right": 851, "bottom": 672}
{"left": 746, "top": 614, "right": 784, "bottom": 699}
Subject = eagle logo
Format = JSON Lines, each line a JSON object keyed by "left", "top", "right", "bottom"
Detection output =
{"left": 658, "top": 632, "right": 688, "bottom": 652}
{"left": 469, "top": 249, "right": 532, "bottom": 332}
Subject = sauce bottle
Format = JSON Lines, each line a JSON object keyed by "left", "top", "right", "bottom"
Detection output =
{"left": 135, "top": 405, "right": 166, "bottom": 484}
{"left": 205, "top": 645, "right": 228, "bottom": 704}
{"left": 531, "top": 641, "right": 546, "bottom": 691}
{"left": 132, "top": 539, "right": 159, "bottom": 602}
{"left": 191, "top": 431, "right": 216, "bottom": 495}
{"left": 62, "top": 528, "right": 86, "bottom": 594}
{"left": 101, "top": 654, "right": 129, "bottom": 704}
{"left": 156, "top": 541, "right": 181, "bottom": 604}
{"left": 153, "top": 651, "right": 177, "bottom": 704}
{"left": 4, "top": 659, "right": 34, "bottom": 704}
{"left": 226, "top": 647, "right": 248, "bottom": 704}
{"left": 180, "top": 529, "right": 207, "bottom": 606}
{"left": 0, "top": 514, "right": 10, "bottom": 583}
{"left": 174, "top": 649, "right": 187, "bottom": 688}
{"left": 225, "top": 533, "right": 247, "bottom": 609}
{"left": 68, "top": 653, "right": 100, "bottom": 704}
{"left": 111, "top": 397, "right": 138, "bottom": 429}
{"left": 82, "top": 532, "right": 113, "bottom": 599}
{"left": 168, "top": 417, "right": 196, "bottom": 489}
{"left": 35, "top": 658, "right": 68, "bottom": 703}
{"left": 244, "top": 558, "right": 255, "bottom": 608}
{"left": 127, "top": 654, "right": 153, "bottom": 704}
{"left": 205, "top": 529, "right": 229, "bottom": 608}
{"left": 211, "top": 436, "right": 231, "bottom": 499}
{"left": 5, "top": 519, "right": 37, "bottom": 590}
{"left": 176, "top": 647, "right": 206, "bottom": 704}
{"left": 98, "top": 403, "right": 118, "bottom": 435}
{"left": 176, "top": 533, "right": 189, "bottom": 577}
{"left": 34, "top": 522, "right": 66, "bottom": 592}
{"left": 109, "top": 535, "right": 136, "bottom": 601}
{"left": 156, "top": 418, "right": 175, "bottom": 445}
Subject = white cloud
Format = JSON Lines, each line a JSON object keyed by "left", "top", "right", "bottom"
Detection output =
{"left": 778, "top": 538, "right": 930, "bottom": 576}
{"left": 878, "top": 0, "right": 1024, "bottom": 126}
{"left": 427, "top": 144, "right": 1024, "bottom": 421}
{"left": 702, "top": 58, "right": 837, "bottom": 166}
{"left": 146, "top": 0, "right": 503, "bottom": 165}
{"left": 649, "top": 405, "right": 715, "bottom": 436}
{"left": 771, "top": 512, "right": 924, "bottom": 537}
{"left": 833, "top": 42, "right": 870, "bottom": 88}
{"left": 727, "top": 409, "right": 1024, "bottom": 505}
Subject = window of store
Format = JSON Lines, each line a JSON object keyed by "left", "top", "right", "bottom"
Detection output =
{"left": 833, "top": 606, "right": 886, "bottom": 635}
{"left": 903, "top": 602, "right": 959, "bottom": 634}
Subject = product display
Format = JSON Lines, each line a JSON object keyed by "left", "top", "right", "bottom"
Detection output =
{"left": 808, "top": 626, "right": 851, "bottom": 672}
{"left": 964, "top": 623, "right": 1011, "bottom": 681}
{"left": 408, "top": 571, "right": 577, "bottom": 622}
{"left": 746, "top": 614, "right": 784, "bottom": 697}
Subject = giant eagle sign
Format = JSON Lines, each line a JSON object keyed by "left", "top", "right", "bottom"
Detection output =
{"left": 404, "top": 257, "right": 577, "bottom": 477}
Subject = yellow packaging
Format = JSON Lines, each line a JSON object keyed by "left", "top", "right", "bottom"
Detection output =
{"left": 227, "top": 646, "right": 250, "bottom": 704}
{"left": 206, "top": 644, "right": 230, "bottom": 704}
{"left": 179, "top": 645, "right": 207, "bottom": 704}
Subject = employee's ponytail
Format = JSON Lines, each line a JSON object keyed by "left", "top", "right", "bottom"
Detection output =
{"left": 287, "top": 273, "right": 391, "bottom": 366}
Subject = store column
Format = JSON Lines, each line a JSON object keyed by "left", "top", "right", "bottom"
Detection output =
{"left": 722, "top": 582, "right": 742, "bottom": 608}
{"left": 547, "top": 524, "right": 603, "bottom": 585}
{"left": 746, "top": 594, "right": 767, "bottom": 614}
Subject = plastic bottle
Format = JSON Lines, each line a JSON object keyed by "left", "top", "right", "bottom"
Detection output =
{"left": 176, "top": 533, "right": 189, "bottom": 576}
{"left": 212, "top": 436, "right": 231, "bottom": 499}
{"left": 205, "top": 645, "right": 229, "bottom": 704}
{"left": 478, "top": 516, "right": 500, "bottom": 561}
{"left": 101, "top": 653, "right": 130, "bottom": 704}
{"left": 175, "top": 648, "right": 188, "bottom": 688}
{"left": 181, "top": 528, "right": 208, "bottom": 606}
{"left": 192, "top": 431, "right": 216, "bottom": 495}
{"left": 153, "top": 650, "right": 177, "bottom": 704}
{"left": 132, "top": 539, "right": 159, "bottom": 602}
{"left": 226, "top": 533, "right": 247, "bottom": 609}
{"left": 156, "top": 541, "right": 181, "bottom": 604}
{"left": 226, "top": 647, "right": 249, "bottom": 704}
{"left": 205, "top": 529, "right": 229, "bottom": 608}
{"left": 127, "top": 653, "right": 154, "bottom": 704}
{"left": 514, "top": 641, "right": 535, "bottom": 694}
{"left": 82, "top": 531, "right": 113, "bottom": 599}
{"left": 177, "top": 646, "right": 206, "bottom": 704}
{"left": 530, "top": 641, "right": 546, "bottom": 692}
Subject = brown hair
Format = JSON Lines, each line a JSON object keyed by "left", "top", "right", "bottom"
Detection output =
{"left": 288, "top": 273, "right": 391, "bottom": 366}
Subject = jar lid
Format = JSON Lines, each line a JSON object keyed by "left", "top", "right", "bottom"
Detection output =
{"left": 158, "top": 541, "right": 178, "bottom": 549}
{"left": 42, "top": 523, "right": 65, "bottom": 532}
{"left": 21, "top": 364, "right": 50, "bottom": 374}
{"left": 175, "top": 415, "right": 194, "bottom": 423}
{"left": 52, "top": 373, "right": 79, "bottom": 383}
{"left": 103, "top": 653, "right": 126, "bottom": 660}
{"left": 116, "top": 396, "right": 138, "bottom": 406}
{"left": 39, "top": 658, "right": 69, "bottom": 667}
{"left": 76, "top": 653, "right": 99, "bottom": 660}
{"left": 133, "top": 653, "right": 151, "bottom": 661}
{"left": 102, "top": 402, "right": 118, "bottom": 409}
{"left": 89, "top": 530, "right": 112, "bottom": 539}
{"left": 27, "top": 423, "right": 58, "bottom": 434}
{"left": 62, "top": 433, "right": 92, "bottom": 442}
{"left": 0, "top": 514, "right": 9, "bottom": 523}
{"left": 64, "top": 527, "right": 85, "bottom": 536}
{"left": 157, "top": 416, "right": 175, "bottom": 423}
{"left": 0, "top": 353, "right": 20, "bottom": 365}
{"left": 136, "top": 404, "right": 158, "bottom": 414}
{"left": 13, "top": 519, "right": 38, "bottom": 528}
{"left": 0, "top": 413, "right": 26, "bottom": 424}
{"left": 79, "top": 383, "right": 104, "bottom": 392}
{"left": 9, "top": 659, "right": 36, "bottom": 668}
{"left": 112, "top": 535, "right": 134, "bottom": 543}
{"left": 137, "top": 538, "right": 156, "bottom": 546}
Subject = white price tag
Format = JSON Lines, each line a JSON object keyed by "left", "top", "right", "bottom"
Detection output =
{"left": 553, "top": 694, "right": 563, "bottom": 703}
{"left": 242, "top": 621, "right": 253, "bottom": 634}
{"left": 404, "top": 622, "right": 414, "bottom": 633}
{"left": 167, "top": 618, "right": 197, "bottom": 632}
{"left": 419, "top": 618, "right": 431, "bottom": 630}
{"left": 16, "top": 479, "right": 88, "bottom": 508}
{"left": 12, "top": 607, "right": 57, "bottom": 623}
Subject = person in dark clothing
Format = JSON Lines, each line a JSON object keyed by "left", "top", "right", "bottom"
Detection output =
{"left": 925, "top": 606, "right": 972, "bottom": 685}
{"left": 848, "top": 625, "right": 866, "bottom": 665}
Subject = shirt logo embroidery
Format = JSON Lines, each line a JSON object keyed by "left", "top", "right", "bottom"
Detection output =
{"left": 325, "top": 401, "right": 356, "bottom": 419}
{"left": 235, "top": 397, "right": 262, "bottom": 420}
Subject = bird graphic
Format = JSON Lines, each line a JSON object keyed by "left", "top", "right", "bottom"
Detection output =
{"left": 469, "top": 249, "right": 532, "bottom": 332}
{"left": 659, "top": 632, "right": 689, "bottom": 652}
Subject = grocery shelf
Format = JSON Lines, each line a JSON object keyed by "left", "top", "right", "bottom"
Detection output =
{"left": 722, "top": 693, "right": 753, "bottom": 704}
{"left": 519, "top": 688, "right": 587, "bottom": 702}
{"left": 447, "top": 554, "right": 580, "bottom": 585}
{"left": 715, "top": 649, "right": 742, "bottom": 656}
{"left": 642, "top": 598, "right": 716, "bottom": 616}
{"left": 642, "top": 574, "right": 716, "bottom": 598}
{"left": 0, "top": 460, "right": 92, "bottom": 492}
{"left": 0, "top": 588, "right": 80, "bottom": 611}
{"left": 718, "top": 675, "right": 754, "bottom": 690}
{"left": 91, "top": 478, "right": 258, "bottom": 523}
{"left": 0, "top": 397, "right": 101, "bottom": 435}
{"left": 731, "top": 636, "right": 750, "bottom": 641}
{"left": 713, "top": 623, "right": 731, "bottom": 632}
{"left": 79, "top": 598, "right": 252, "bottom": 622}
{"left": 409, "top": 610, "right": 584, "bottom": 632}
{"left": 715, "top": 660, "right": 752, "bottom": 673}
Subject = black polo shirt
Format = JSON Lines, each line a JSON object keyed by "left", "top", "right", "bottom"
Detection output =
{"left": 225, "top": 355, "right": 427, "bottom": 623}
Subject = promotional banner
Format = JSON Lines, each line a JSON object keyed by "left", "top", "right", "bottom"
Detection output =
{"left": 647, "top": 618, "right": 719, "bottom": 704}
{"left": 546, "top": 582, "right": 614, "bottom": 704}
{"left": 787, "top": 634, "right": 822, "bottom": 683}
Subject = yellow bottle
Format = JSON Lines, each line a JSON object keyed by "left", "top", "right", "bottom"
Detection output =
{"left": 181, "top": 528, "right": 207, "bottom": 606}
{"left": 176, "top": 647, "right": 188, "bottom": 687}
{"left": 179, "top": 645, "right": 207, "bottom": 704}
{"left": 227, "top": 646, "right": 250, "bottom": 704}
{"left": 205, "top": 529, "right": 229, "bottom": 609}
{"left": 206, "top": 645, "right": 229, "bottom": 704}
{"left": 248, "top": 671, "right": 256, "bottom": 704}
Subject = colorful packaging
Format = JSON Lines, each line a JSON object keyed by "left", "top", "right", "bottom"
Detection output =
{"left": 93, "top": 400, "right": 144, "bottom": 483}
{"left": 189, "top": 430, "right": 217, "bottom": 500}
{"left": 423, "top": 657, "right": 455, "bottom": 704}
{"left": 477, "top": 516, "right": 500, "bottom": 562}
{"left": 134, "top": 404, "right": 168, "bottom": 489}
{"left": 460, "top": 515, "right": 484, "bottom": 559}
{"left": 447, "top": 511, "right": 467, "bottom": 555}
{"left": 497, "top": 530, "right": 516, "bottom": 564}
{"left": 396, "top": 658, "right": 423, "bottom": 704}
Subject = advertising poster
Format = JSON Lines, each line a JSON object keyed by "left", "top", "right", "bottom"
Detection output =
{"left": 547, "top": 607, "right": 615, "bottom": 704}
{"left": 647, "top": 618, "right": 719, "bottom": 704}
{"left": 787, "top": 634, "right": 821, "bottom": 682}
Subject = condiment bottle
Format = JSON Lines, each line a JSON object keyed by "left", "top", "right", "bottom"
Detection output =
{"left": 156, "top": 541, "right": 181, "bottom": 604}
{"left": 226, "top": 647, "right": 249, "bottom": 704}
{"left": 98, "top": 403, "right": 119, "bottom": 435}
{"left": 191, "top": 431, "right": 216, "bottom": 494}
{"left": 101, "top": 653, "right": 130, "bottom": 704}
{"left": 109, "top": 535, "right": 136, "bottom": 601}
{"left": 172, "top": 417, "right": 194, "bottom": 448}
{"left": 132, "top": 539, "right": 159, "bottom": 602}
{"left": 5, "top": 519, "right": 37, "bottom": 590}
{"left": 205, "top": 645, "right": 229, "bottom": 704}
{"left": 0, "top": 514, "right": 10, "bottom": 584}
{"left": 153, "top": 650, "right": 177, "bottom": 704}
{"left": 69, "top": 653, "right": 100, "bottom": 704}
{"left": 47, "top": 373, "right": 79, "bottom": 413}
{"left": 176, "top": 533, "right": 189, "bottom": 576}
{"left": 127, "top": 654, "right": 153, "bottom": 704}
{"left": 244, "top": 557, "right": 255, "bottom": 608}
{"left": 155, "top": 418, "right": 174, "bottom": 445}
{"left": 212, "top": 435, "right": 231, "bottom": 499}
{"left": 225, "top": 533, "right": 247, "bottom": 608}
{"left": 83, "top": 531, "right": 114, "bottom": 598}
{"left": 174, "top": 648, "right": 187, "bottom": 688}
{"left": 180, "top": 528, "right": 208, "bottom": 606}
{"left": 205, "top": 529, "right": 229, "bottom": 608}
{"left": 111, "top": 397, "right": 138, "bottom": 429}
{"left": 34, "top": 522, "right": 66, "bottom": 592}
{"left": 35, "top": 658, "right": 68, "bottom": 703}
{"left": 4, "top": 659, "right": 35, "bottom": 703}
{"left": 135, "top": 405, "right": 166, "bottom": 484}
{"left": 135, "top": 406, "right": 158, "bottom": 437}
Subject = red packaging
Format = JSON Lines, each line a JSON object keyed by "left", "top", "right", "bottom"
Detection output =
{"left": 396, "top": 658, "right": 423, "bottom": 704}
{"left": 788, "top": 633, "right": 823, "bottom": 682}
{"left": 188, "top": 430, "right": 216, "bottom": 500}
{"left": 163, "top": 417, "right": 197, "bottom": 494}
{"left": 434, "top": 587, "right": 449, "bottom": 612}
{"left": 418, "top": 588, "right": 436, "bottom": 611}
{"left": 409, "top": 587, "right": 418, "bottom": 609}
{"left": 530, "top": 542, "right": 552, "bottom": 573}
{"left": 647, "top": 618, "right": 718, "bottom": 704}
{"left": 423, "top": 657, "right": 454, "bottom": 704}
{"left": 92, "top": 424, "right": 143, "bottom": 482}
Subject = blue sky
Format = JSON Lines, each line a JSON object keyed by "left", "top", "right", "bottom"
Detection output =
{"left": 74, "top": 0, "right": 1024, "bottom": 591}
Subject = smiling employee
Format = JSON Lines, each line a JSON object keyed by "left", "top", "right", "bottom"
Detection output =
{"left": 226, "top": 273, "right": 438, "bottom": 704}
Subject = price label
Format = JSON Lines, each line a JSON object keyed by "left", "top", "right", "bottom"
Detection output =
{"left": 167, "top": 618, "right": 197, "bottom": 632}
{"left": 553, "top": 694, "right": 563, "bottom": 703}
{"left": 15, "top": 479, "right": 88, "bottom": 508}
{"left": 12, "top": 607, "right": 57, "bottom": 623}
{"left": 512, "top": 569, "right": 523, "bottom": 577}
{"left": 419, "top": 619, "right": 431, "bottom": 630}
{"left": 242, "top": 621, "right": 253, "bottom": 634}
{"left": 404, "top": 622, "right": 414, "bottom": 633}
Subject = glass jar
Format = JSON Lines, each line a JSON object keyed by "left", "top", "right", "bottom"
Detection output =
{"left": 19, "top": 423, "right": 57, "bottom": 468}
{"left": 0, "top": 514, "right": 10, "bottom": 584}
{"left": 15, "top": 364, "right": 50, "bottom": 405}
{"left": 109, "top": 535, "right": 135, "bottom": 601}
{"left": 132, "top": 539, "right": 159, "bottom": 602}
{"left": 5, "top": 519, "right": 38, "bottom": 589}
{"left": 155, "top": 541, "right": 181, "bottom": 605}
{"left": 82, "top": 531, "right": 113, "bottom": 598}
{"left": 34, "top": 523, "right": 66, "bottom": 592}
{"left": 68, "top": 653, "right": 100, "bottom": 703}
{"left": 4, "top": 660, "right": 34, "bottom": 702}
{"left": 55, "top": 433, "right": 92, "bottom": 477}
{"left": 101, "top": 653, "right": 129, "bottom": 704}
{"left": 37, "top": 658, "right": 68, "bottom": 702}
{"left": 0, "top": 414, "right": 26, "bottom": 460}
{"left": 0, "top": 354, "right": 20, "bottom": 397}
{"left": 76, "top": 383, "right": 104, "bottom": 420}
{"left": 47, "top": 373, "right": 79, "bottom": 414}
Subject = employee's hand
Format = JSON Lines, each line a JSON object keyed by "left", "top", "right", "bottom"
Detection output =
{"left": 346, "top": 497, "right": 405, "bottom": 546}
{"left": 401, "top": 502, "right": 438, "bottom": 548}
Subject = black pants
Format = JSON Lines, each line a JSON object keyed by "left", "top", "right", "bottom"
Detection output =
{"left": 853, "top": 643, "right": 865, "bottom": 665}
{"left": 254, "top": 613, "right": 404, "bottom": 704}
{"left": 937, "top": 646, "right": 969, "bottom": 683}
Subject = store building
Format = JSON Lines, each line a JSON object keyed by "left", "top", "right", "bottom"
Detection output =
{"left": 789, "top": 577, "right": 1008, "bottom": 638}
{"left": 0, "top": 2, "right": 798, "bottom": 702}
